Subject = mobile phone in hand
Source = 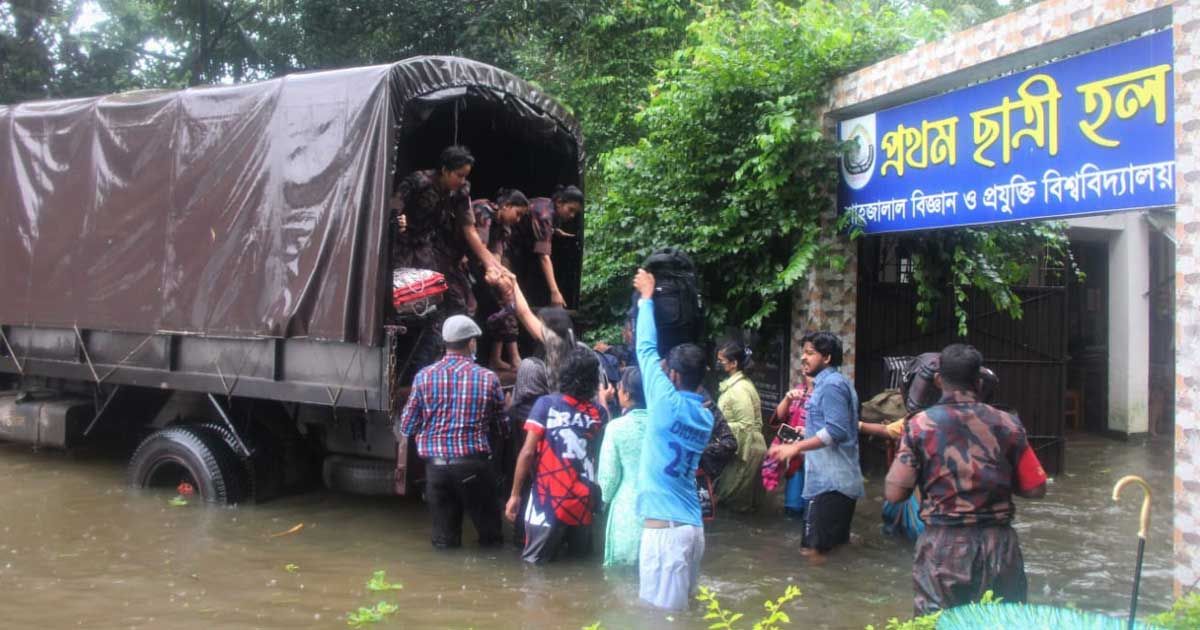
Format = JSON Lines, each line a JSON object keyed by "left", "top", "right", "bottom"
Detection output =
{"left": 776, "top": 424, "right": 802, "bottom": 443}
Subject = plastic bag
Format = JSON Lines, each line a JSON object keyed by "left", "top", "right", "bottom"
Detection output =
{"left": 392, "top": 268, "right": 447, "bottom": 318}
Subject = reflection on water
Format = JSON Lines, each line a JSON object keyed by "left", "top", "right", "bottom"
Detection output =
{"left": 0, "top": 433, "right": 1174, "bottom": 629}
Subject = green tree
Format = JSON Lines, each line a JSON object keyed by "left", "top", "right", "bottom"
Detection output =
{"left": 584, "top": 1, "right": 949, "bottom": 332}
{"left": 582, "top": 0, "right": 1074, "bottom": 336}
{"left": 511, "top": 0, "right": 700, "bottom": 164}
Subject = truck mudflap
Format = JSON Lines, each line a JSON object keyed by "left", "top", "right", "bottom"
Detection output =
{"left": 0, "top": 391, "right": 93, "bottom": 448}
{"left": 394, "top": 440, "right": 407, "bottom": 496}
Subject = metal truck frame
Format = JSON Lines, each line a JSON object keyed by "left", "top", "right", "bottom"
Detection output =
{"left": 0, "top": 56, "right": 584, "bottom": 503}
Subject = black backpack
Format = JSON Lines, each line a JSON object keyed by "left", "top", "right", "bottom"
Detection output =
{"left": 901, "top": 353, "right": 941, "bottom": 413}
{"left": 632, "top": 247, "right": 704, "bottom": 356}
{"left": 902, "top": 352, "right": 1001, "bottom": 412}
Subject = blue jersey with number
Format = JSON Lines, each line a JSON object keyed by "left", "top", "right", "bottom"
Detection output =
{"left": 634, "top": 298, "right": 714, "bottom": 526}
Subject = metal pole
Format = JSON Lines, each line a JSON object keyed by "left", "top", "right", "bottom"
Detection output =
{"left": 1128, "top": 536, "right": 1145, "bottom": 630}
{"left": 206, "top": 393, "right": 252, "bottom": 457}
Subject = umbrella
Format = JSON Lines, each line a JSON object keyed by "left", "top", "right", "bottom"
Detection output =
{"left": 1112, "top": 475, "right": 1153, "bottom": 630}
{"left": 937, "top": 603, "right": 1152, "bottom": 629}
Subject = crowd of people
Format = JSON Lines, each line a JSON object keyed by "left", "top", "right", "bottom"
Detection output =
{"left": 388, "top": 144, "right": 1050, "bottom": 616}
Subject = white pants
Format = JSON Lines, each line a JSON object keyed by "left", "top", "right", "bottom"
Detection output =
{"left": 638, "top": 524, "right": 705, "bottom": 611}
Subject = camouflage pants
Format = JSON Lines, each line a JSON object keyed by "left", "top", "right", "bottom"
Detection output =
{"left": 912, "top": 525, "right": 1027, "bottom": 616}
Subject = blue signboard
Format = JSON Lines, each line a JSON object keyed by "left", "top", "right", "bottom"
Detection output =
{"left": 838, "top": 30, "right": 1175, "bottom": 234}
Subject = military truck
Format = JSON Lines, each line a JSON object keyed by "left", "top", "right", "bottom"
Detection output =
{"left": 0, "top": 57, "right": 583, "bottom": 503}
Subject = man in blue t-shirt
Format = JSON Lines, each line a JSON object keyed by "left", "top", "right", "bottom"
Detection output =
{"left": 632, "top": 268, "right": 715, "bottom": 611}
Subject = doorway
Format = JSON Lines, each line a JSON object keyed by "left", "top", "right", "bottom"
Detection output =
{"left": 1066, "top": 240, "right": 1109, "bottom": 434}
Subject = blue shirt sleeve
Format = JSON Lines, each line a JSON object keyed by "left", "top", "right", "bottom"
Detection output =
{"left": 635, "top": 298, "right": 677, "bottom": 426}
{"left": 817, "top": 379, "right": 854, "bottom": 445}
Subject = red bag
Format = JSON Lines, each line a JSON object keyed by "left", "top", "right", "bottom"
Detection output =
{"left": 392, "top": 268, "right": 447, "bottom": 317}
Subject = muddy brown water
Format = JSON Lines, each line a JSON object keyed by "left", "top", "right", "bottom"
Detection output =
{"left": 0, "top": 433, "right": 1175, "bottom": 629}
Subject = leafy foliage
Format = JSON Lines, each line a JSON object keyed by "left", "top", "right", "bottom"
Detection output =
{"left": 584, "top": 0, "right": 948, "bottom": 332}
{"left": 345, "top": 601, "right": 399, "bottom": 628}
{"left": 510, "top": 0, "right": 698, "bottom": 164}
{"left": 697, "top": 584, "right": 802, "bottom": 630}
{"left": 365, "top": 570, "right": 403, "bottom": 592}
{"left": 0, "top": 0, "right": 148, "bottom": 102}
{"left": 901, "top": 221, "right": 1075, "bottom": 336}
{"left": 1147, "top": 593, "right": 1200, "bottom": 629}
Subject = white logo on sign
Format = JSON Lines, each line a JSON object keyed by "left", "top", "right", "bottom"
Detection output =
{"left": 840, "top": 114, "right": 876, "bottom": 191}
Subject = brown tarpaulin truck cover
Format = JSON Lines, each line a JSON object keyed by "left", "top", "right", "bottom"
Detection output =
{"left": 0, "top": 57, "right": 582, "bottom": 346}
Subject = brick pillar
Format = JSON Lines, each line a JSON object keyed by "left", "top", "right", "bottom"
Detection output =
{"left": 790, "top": 209, "right": 858, "bottom": 387}
{"left": 1173, "top": 0, "right": 1200, "bottom": 597}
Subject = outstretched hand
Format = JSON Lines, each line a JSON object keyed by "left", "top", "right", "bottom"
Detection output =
{"left": 767, "top": 441, "right": 801, "bottom": 464}
{"left": 633, "top": 268, "right": 656, "bottom": 300}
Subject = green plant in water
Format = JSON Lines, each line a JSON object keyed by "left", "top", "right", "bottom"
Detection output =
{"left": 346, "top": 601, "right": 398, "bottom": 628}
{"left": 1147, "top": 593, "right": 1200, "bottom": 629}
{"left": 283, "top": 563, "right": 299, "bottom": 573}
{"left": 366, "top": 570, "right": 403, "bottom": 592}
{"left": 696, "top": 584, "right": 802, "bottom": 630}
{"left": 167, "top": 495, "right": 188, "bottom": 507}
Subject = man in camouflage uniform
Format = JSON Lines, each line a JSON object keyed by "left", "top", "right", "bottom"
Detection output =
{"left": 390, "top": 145, "right": 475, "bottom": 370}
{"left": 885, "top": 343, "right": 1047, "bottom": 616}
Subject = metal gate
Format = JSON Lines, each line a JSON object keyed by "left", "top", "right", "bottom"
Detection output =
{"left": 856, "top": 240, "right": 1068, "bottom": 474}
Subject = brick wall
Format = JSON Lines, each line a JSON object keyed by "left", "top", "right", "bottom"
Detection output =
{"left": 789, "top": 211, "right": 857, "bottom": 387}
{"left": 1170, "top": 0, "right": 1200, "bottom": 598}
{"left": 814, "top": 0, "right": 1198, "bottom": 592}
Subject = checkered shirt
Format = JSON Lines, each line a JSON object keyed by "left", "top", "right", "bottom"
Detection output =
{"left": 397, "top": 353, "right": 504, "bottom": 459}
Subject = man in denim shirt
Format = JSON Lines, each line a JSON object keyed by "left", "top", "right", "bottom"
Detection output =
{"left": 767, "top": 332, "right": 864, "bottom": 559}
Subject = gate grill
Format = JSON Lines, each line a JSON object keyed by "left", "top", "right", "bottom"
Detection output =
{"left": 857, "top": 239, "right": 1068, "bottom": 474}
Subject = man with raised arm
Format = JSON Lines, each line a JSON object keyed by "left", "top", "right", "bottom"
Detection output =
{"left": 631, "top": 268, "right": 714, "bottom": 611}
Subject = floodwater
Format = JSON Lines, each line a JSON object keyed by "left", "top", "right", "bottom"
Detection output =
{"left": 0, "top": 433, "right": 1175, "bottom": 629}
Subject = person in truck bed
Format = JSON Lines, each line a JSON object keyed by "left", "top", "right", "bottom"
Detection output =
{"left": 390, "top": 145, "right": 475, "bottom": 368}
{"left": 464, "top": 188, "right": 530, "bottom": 371}
{"left": 511, "top": 185, "right": 583, "bottom": 308}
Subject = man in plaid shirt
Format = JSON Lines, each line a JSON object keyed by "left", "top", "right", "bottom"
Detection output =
{"left": 397, "top": 315, "right": 506, "bottom": 549}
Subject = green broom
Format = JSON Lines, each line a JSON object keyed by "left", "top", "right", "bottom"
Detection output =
{"left": 936, "top": 603, "right": 1152, "bottom": 629}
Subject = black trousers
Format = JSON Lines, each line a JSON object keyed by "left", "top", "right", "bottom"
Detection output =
{"left": 802, "top": 490, "right": 857, "bottom": 552}
{"left": 425, "top": 459, "right": 503, "bottom": 549}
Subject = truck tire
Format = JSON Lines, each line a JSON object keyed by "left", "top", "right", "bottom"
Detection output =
{"left": 127, "top": 425, "right": 248, "bottom": 504}
{"left": 191, "top": 423, "right": 255, "bottom": 502}
{"left": 322, "top": 455, "right": 396, "bottom": 496}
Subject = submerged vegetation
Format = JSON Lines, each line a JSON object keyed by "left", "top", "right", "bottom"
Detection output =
{"left": 346, "top": 601, "right": 399, "bottom": 628}
{"left": 342, "top": 571, "right": 404, "bottom": 627}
